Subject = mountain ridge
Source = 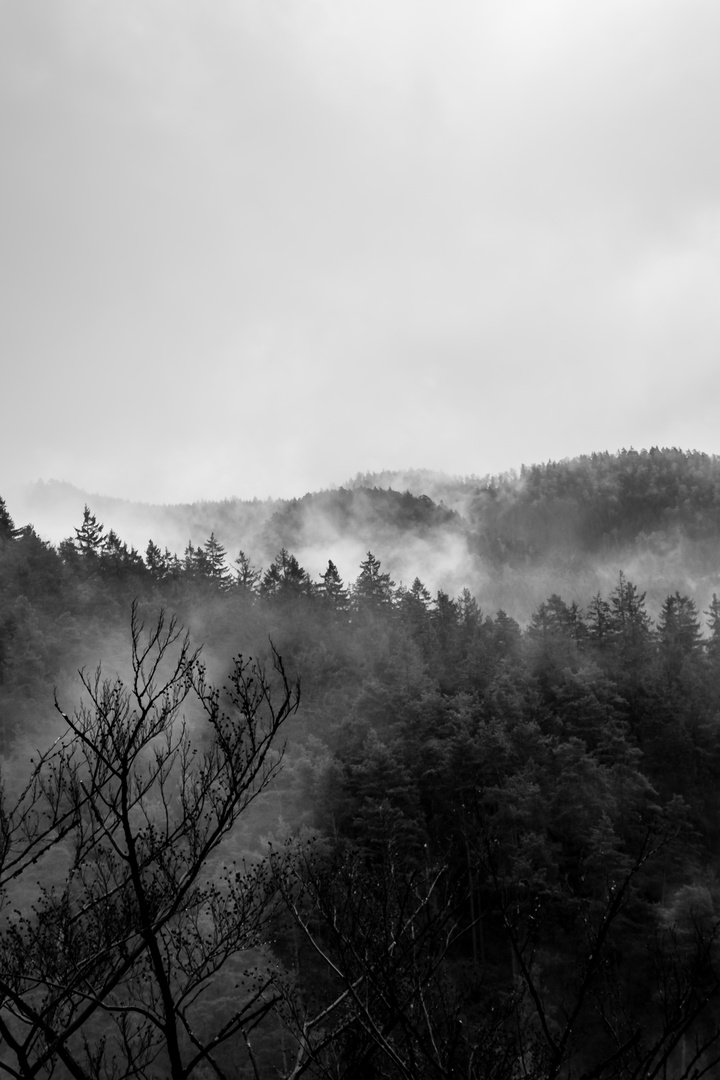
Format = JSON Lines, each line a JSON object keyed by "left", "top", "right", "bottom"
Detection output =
{"left": 11, "top": 447, "right": 720, "bottom": 621}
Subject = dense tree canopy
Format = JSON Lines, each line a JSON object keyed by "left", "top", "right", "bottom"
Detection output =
{"left": 3, "top": 457, "right": 720, "bottom": 1078}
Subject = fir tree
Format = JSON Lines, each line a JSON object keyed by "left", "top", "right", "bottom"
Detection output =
{"left": 234, "top": 550, "right": 262, "bottom": 597}
{"left": 260, "top": 549, "right": 312, "bottom": 600}
{"left": 74, "top": 505, "right": 104, "bottom": 557}
{"left": 705, "top": 593, "right": 720, "bottom": 663}
{"left": 609, "top": 572, "right": 652, "bottom": 653}
{"left": 203, "top": 532, "right": 231, "bottom": 589}
{"left": 0, "top": 496, "right": 15, "bottom": 541}
{"left": 657, "top": 592, "right": 702, "bottom": 681}
{"left": 352, "top": 551, "right": 395, "bottom": 614}
{"left": 586, "top": 592, "right": 613, "bottom": 650}
{"left": 317, "top": 560, "right": 349, "bottom": 611}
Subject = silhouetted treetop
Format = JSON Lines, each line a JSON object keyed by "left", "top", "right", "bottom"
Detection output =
{"left": 0, "top": 497, "right": 15, "bottom": 541}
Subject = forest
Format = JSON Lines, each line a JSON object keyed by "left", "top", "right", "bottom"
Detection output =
{"left": 2, "top": 448, "right": 720, "bottom": 1079}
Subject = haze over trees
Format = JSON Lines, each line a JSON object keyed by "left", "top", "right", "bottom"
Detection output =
{"left": 21, "top": 446, "right": 720, "bottom": 619}
{"left": 2, "top": 448, "right": 720, "bottom": 1077}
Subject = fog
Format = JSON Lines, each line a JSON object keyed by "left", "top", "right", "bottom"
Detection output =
{"left": 3, "top": 2, "right": 720, "bottom": 509}
{"left": 13, "top": 455, "right": 720, "bottom": 630}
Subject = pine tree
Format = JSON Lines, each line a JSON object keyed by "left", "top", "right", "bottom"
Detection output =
{"left": 408, "top": 576, "right": 432, "bottom": 608}
{"left": 491, "top": 609, "right": 523, "bottom": 661}
{"left": 234, "top": 550, "right": 262, "bottom": 597}
{"left": 586, "top": 593, "right": 613, "bottom": 650}
{"left": 352, "top": 552, "right": 395, "bottom": 614}
{"left": 203, "top": 532, "right": 231, "bottom": 589}
{"left": 458, "top": 588, "right": 481, "bottom": 634}
{"left": 260, "top": 549, "right": 312, "bottom": 600}
{"left": 609, "top": 572, "right": 652, "bottom": 655}
{"left": 74, "top": 505, "right": 104, "bottom": 557}
{"left": 705, "top": 593, "right": 720, "bottom": 663}
{"left": 146, "top": 541, "right": 181, "bottom": 582}
{"left": 527, "top": 594, "right": 584, "bottom": 674}
{"left": 430, "top": 590, "right": 461, "bottom": 689}
{"left": 0, "top": 496, "right": 15, "bottom": 541}
{"left": 183, "top": 541, "right": 212, "bottom": 582}
{"left": 99, "top": 529, "right": 126, "bottom": 574}
{"left": 146, "top": 540, "right": 166, "bottom": 579}
{"left": 317, "top": 560, "right": 350, "bottom": 612}
{"left": 657, "top": 592, "right": 702, "bottom": 680}
{"left": 397, "top": 577, "right": 432, "bottom": 647}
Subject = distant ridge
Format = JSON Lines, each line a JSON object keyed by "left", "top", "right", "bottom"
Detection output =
{"left": 18, "top": 446, "right": 720, "bottom": 572}
{"left": 7, "top": 447, "right": 720, "bottom": 619}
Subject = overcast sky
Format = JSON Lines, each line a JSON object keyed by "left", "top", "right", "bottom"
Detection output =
{"left": 2, "top": 0, "right": 720, "bottom": 504}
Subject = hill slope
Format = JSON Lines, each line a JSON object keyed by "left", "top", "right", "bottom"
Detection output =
{"left": 16, "top": 447, "right": 720, "bottom": 620}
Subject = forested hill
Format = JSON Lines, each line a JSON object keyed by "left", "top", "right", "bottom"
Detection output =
{"left": 262, "top": 486, "right": 464, "bottom": 550}
{"left": 4, "top": 451, "right": 720, "bottom": 1076}
{"left": 349, "top": 448, "right": 720, "bottom": 559}
{"left": 465, "top": 447, "right": 720, "bottom": 560}
{"left": 22, "top": 446, "right": 720, "bottom": 556}
{"left": 16, "top": 447, "right": 720, "bottom": 618}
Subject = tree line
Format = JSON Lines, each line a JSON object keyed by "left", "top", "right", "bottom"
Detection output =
{"left": 1, "top": 493, "right": 720, "bottom": 1077}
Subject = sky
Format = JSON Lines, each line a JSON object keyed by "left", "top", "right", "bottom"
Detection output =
{"left": 2, "top": 0, "right": 720, "bottom": 505}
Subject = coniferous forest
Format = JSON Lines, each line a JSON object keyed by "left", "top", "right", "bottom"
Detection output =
{"left": 2, "top": 449, "right": 720, "bottom": 1078}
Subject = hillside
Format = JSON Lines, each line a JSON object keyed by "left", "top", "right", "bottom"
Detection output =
{"left": 3, "top": 447, "right": 720, "bottom": 1076}
{"left": 18, "top": 447, "right": 720, "bottom": 620}
{"left": 350, "top": 448, "right": 720, "bottom": 558}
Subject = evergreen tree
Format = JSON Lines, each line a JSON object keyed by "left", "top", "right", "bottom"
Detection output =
{"left": 182, "top": 541, "right": 213, "bottom": 582}
{"left": 58, "top": 537, "right": 80, "bottom": 567}
{"left": 0, "top": 496, "right": 15, "bottom": 541}
{"left": 705, "top": 592, "right": 720, "bottom": 663}
{"left": 260, "top": 549, "right": 312, "bottom": 601}
{"left": 146, "top": 541, "right": 181, "bottom": 582}
{"left": 203, "top": 532, "right": 232, "bottom": 589}
{"left": 433, "top": 589, "right": 458, "bottom": 637}
{"left": 99, "top": 529, "right": 144, "bottom": 577}
{"left": 453, "top": 589, "right": 489, "bottom": 690}
{"left": 431, "top": 590, "right": 459, "bottom": 647}
{"left": 658, "top": 592, "right": 702, "bottom": 651}
{"left": 146, "top": 539, "right": 167, "bottom": 579}
{"left": 234, "top": 549, "right": 262, "bottom": 597}
{"left": 352, "top": 551, "right": 395, "bottom": 615}
{"left": 586, "top": 592, "right": 613, "bottom": 650}
{"left": 491, "top": 609, "right": 523, "bottom": 661}
{"left": 183, "top": 540, "right": 198, "bottom": 578}
{"left": 317, "top": 560, "right": 350, "bottom": 612}
{"left": 657, "top": 591, "right": 702, "bottom": 681}
{"left": 527, "top": 594, "right": 585, "bottom": 675}
{"left": 397, "top": 577, "right": 432, "bottom": 631}
{"left": 74, "top": 505, "right": 104, "bottom": 557}
{"left": 458, "top": 587, "right": 481, "bottom": 634}
{"left": 408, "top": 576, "right": 432, "bottom": 609}
{"left": 608, "top": 572, "right": 653, "bottom": 679}
{"left": 430, "top": 590, "right": 461, "bottom": 690}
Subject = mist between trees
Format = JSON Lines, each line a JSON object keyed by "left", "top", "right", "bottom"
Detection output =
{"left": 2, "top": 456, "right": 720, "bottom": 1078}
{"left": 17, "top": 449, "right": 720, "bottom": 625}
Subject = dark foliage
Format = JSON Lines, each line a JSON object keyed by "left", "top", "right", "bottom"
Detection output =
{"left": 3, "top": 451, "right": 720, "bottom": 1078}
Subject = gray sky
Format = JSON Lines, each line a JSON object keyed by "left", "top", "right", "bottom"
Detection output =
{"left": 2, "top": 0, "right": 720, "bottom": 504}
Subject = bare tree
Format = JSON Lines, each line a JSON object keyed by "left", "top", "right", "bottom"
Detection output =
{"left": 2, "top": 605, "right": 719, "bottom": 1080}
{"left": 0, "top": 602, "right": 299, "bottom": 1080}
